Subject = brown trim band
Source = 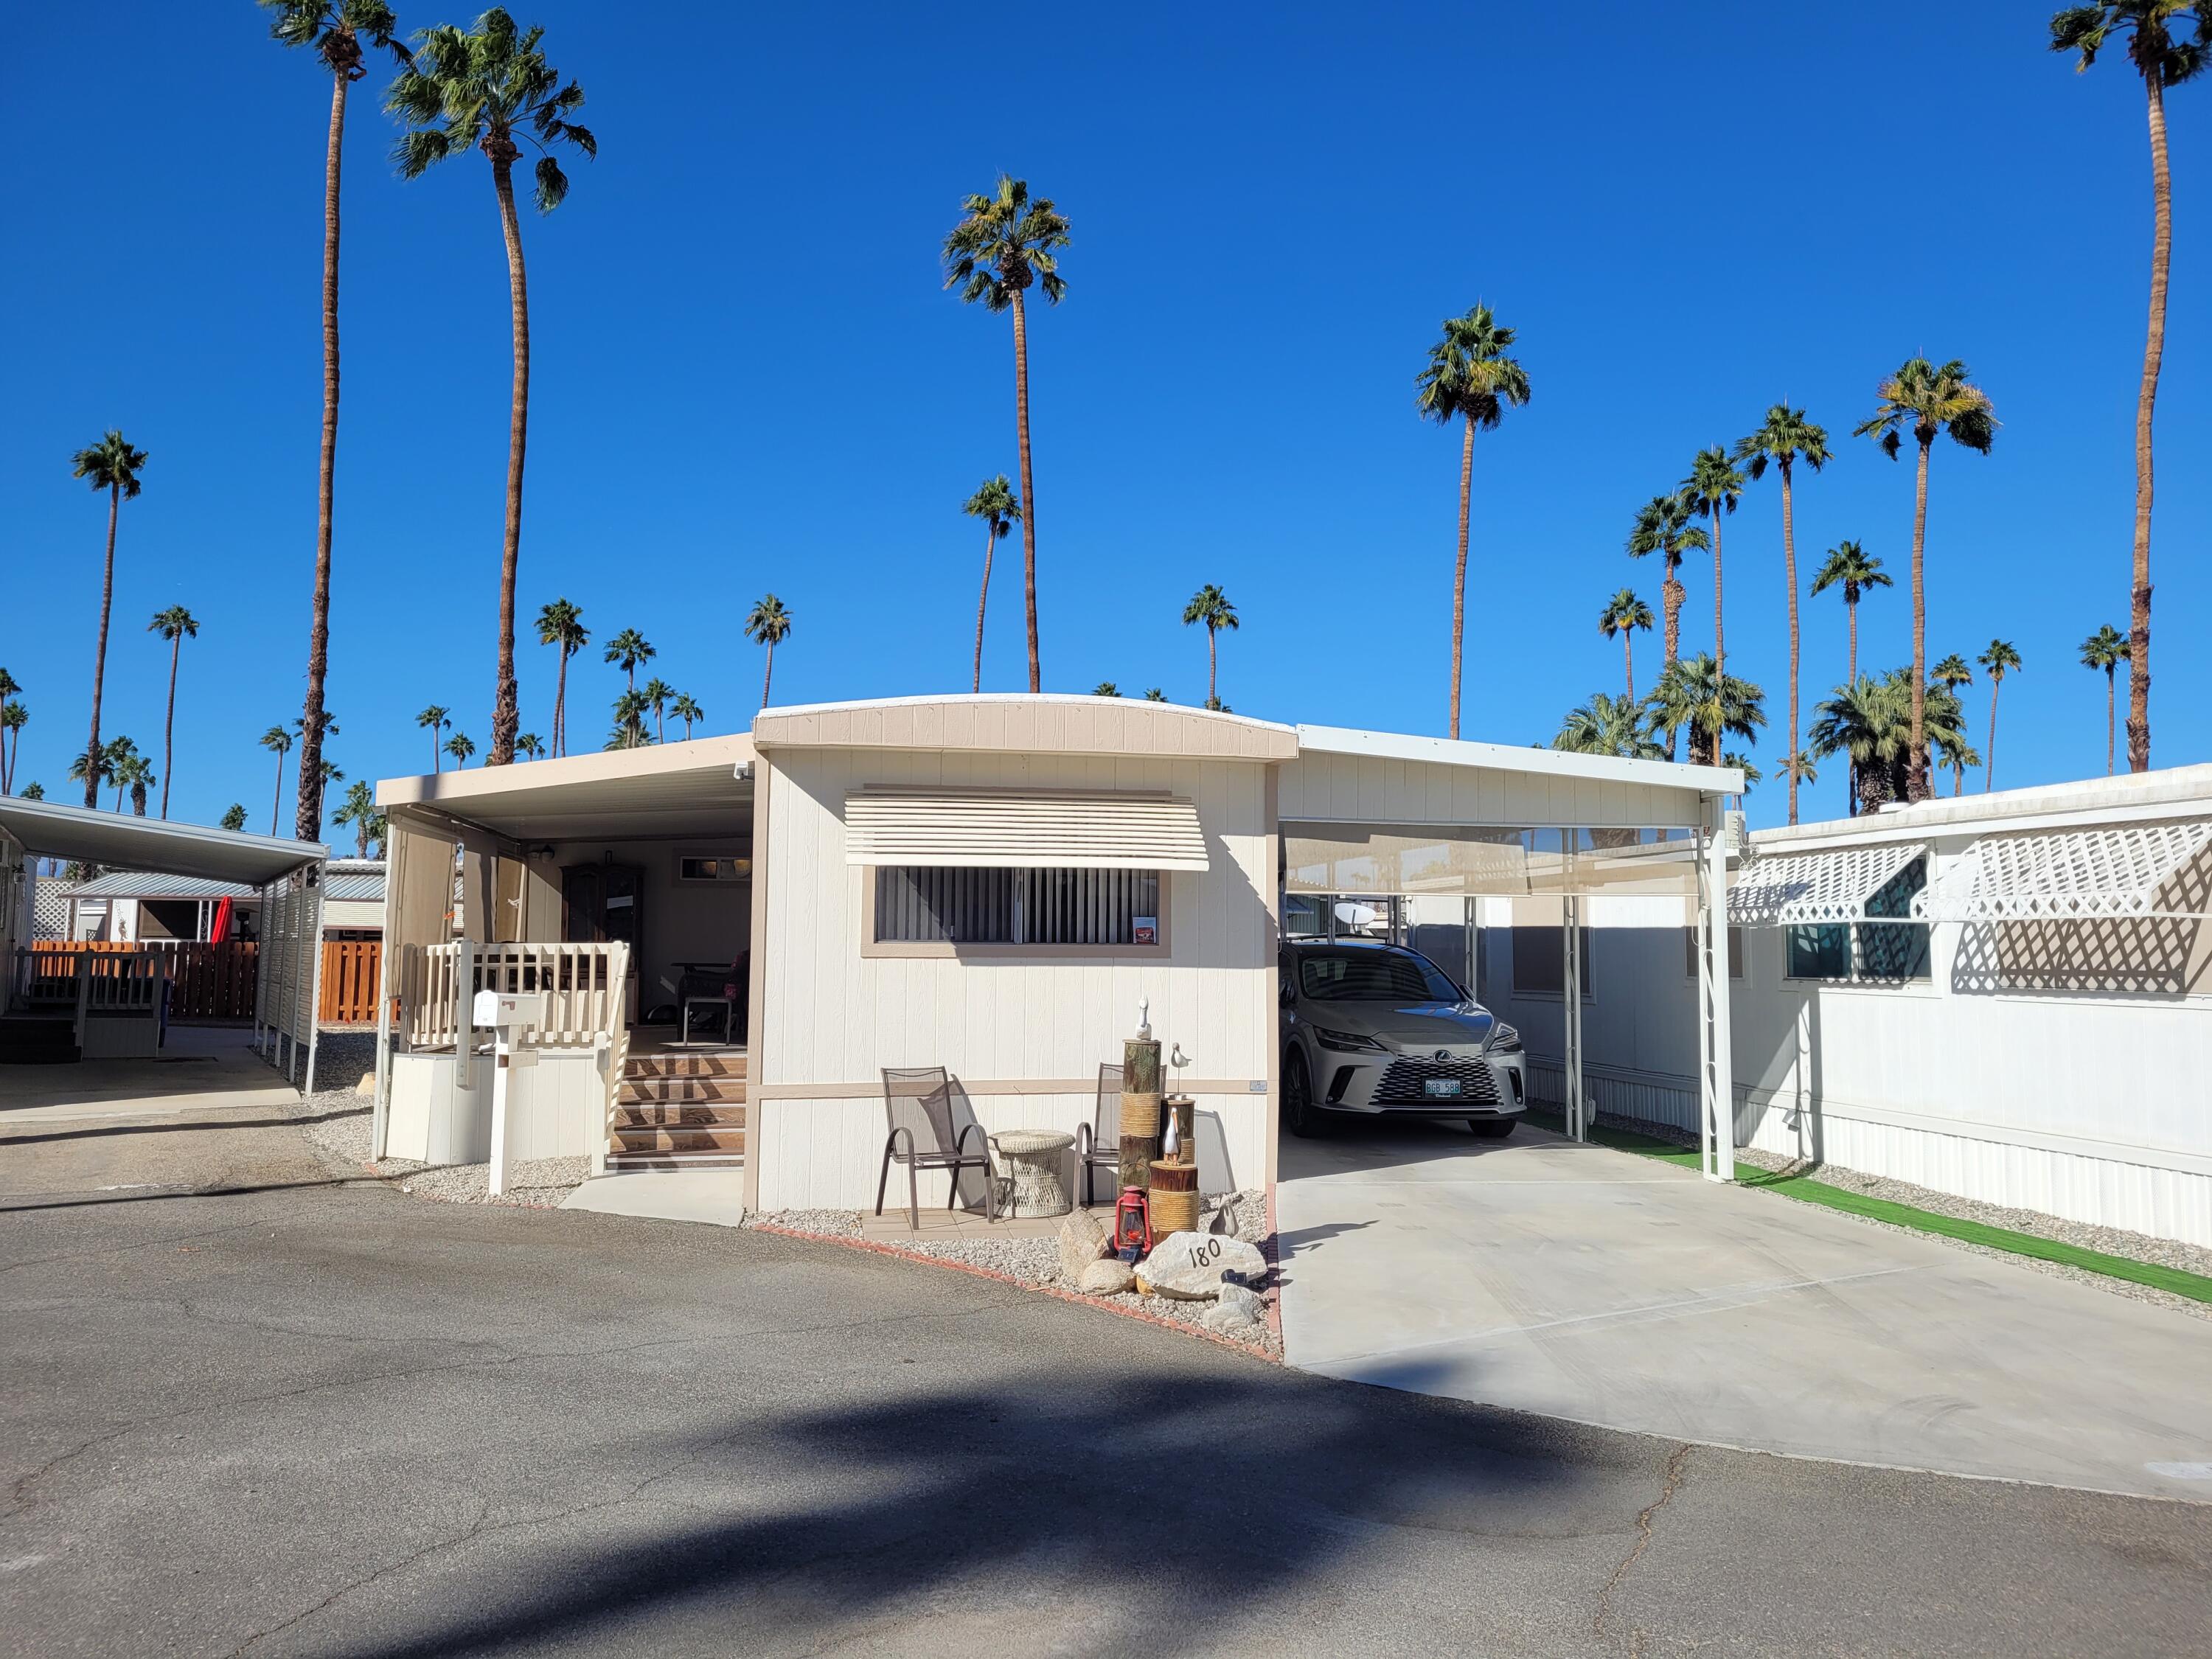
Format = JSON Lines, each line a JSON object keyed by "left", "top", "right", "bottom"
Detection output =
{"left": 751, "top": 1078, "right": 1266, "bottom": 1102}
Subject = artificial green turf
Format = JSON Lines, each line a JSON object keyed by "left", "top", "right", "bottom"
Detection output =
{"left": 1521, "top": 1106, "right": 2212, "bottom": 1306}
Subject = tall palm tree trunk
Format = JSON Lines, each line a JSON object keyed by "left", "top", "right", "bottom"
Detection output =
{"left": 1907, "top": 439, "right": 1931, "bottom": 801}
{"left": 1846, "top": 596, "right": 1860, "bottom": 684}
{"left": 1984, "top": 679, "right": 2000, "bottom": 793}
{"left": 1623, "top": 630, "right": 1635, "bottom": 702}
{"left": 2106, "top": 666, "right": 2117, "bottom": 776}
{"left": 553, "top": 646, "right": 569, "bottom": 757}
{"left": 1010, "top": 288, "right": 1041, "bottom": 693}
{"left": 296, "top": 65, "right": 349, "bottom": 841}
{"left": 1448, "top": 418, "right": 1474, "bottom": 739}
{"left": 1780, "top": 459, "right": 1801, "bottom": 826}
{"left": 160, "top": 632, "right": 181, "bottom": 820}
{"left": 82, "top": 482, "right": 119, "bottom": 810}
{"left": 271, "top": 752, "right": 286, "bottom": 837}
{"left": 488, "top": 150, "right": 530, "bottom": 766}
{"left": 972, "top": 524, "right": 996, "bottom": 694}
{"left": 760, "top": 644, "right": 775, "bottom": 709}
{"left": 1660, "top": 565, "right": 1683, "bottom": 762}
{"left": 1208, "top": 625, "right": 1219, "bottom": 705}
{"left": 2128, "top": 72, "right": 2170, "bottom": 773}
{"left": 1708, "top": 509, "right": 1726, "bottom": 687}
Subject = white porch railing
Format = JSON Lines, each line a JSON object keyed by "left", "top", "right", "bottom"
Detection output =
{"left": 400, "top": 941, "right": 630, "bottom": 1051}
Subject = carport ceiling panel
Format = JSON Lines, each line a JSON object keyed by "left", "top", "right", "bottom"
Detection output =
{"left": 1281, "top": 822, "right": 1701, "bottom": 898}
{"left": 0, "top": 795, "right": 324, "bottom": 886}
{"left": 1728, "top": 842, "right": 1927, "bottom": 927}
{"left": 844, "top": 790, "right": 1208, "bottom": 871}
{"left": 1915, "top": 821, "right": 2212, "bottom": 922}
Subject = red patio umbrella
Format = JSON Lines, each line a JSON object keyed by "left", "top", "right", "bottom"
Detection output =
{"left": 209, "top": 895, "right": 233, "bottom": 945}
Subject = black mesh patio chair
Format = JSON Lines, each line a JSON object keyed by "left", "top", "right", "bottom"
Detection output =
{"left": 1075, "top": 1061, "right": 1124, "bottom": 1208}
{"left": 877, "top": 1067, "right": 998, "bottom": 1230}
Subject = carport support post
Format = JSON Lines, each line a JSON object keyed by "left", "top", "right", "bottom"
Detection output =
{"left": 1562, "top": 895, "right": 1586, "bottom": 1141}
{"left": 1695, "top": 808, "right": 1736, "bottom": 1183}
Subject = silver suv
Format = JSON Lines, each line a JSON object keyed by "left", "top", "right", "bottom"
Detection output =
{"left": 1279, "top": 938, "right": 1525, "bottom": 1138}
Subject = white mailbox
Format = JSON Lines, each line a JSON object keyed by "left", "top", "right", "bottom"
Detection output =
{"left": 472, "top": 990, "right": 547, "bottom": 1197}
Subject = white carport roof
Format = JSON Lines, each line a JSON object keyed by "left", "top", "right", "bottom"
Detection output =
{"left": 0, "top": 796, "right": 324, "bottom": 885}
{"left": 375, "top": 734, "right": 755, "bottom": 843}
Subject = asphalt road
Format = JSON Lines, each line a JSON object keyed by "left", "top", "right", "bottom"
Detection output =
{"left": 4, "top": 1102, "right": 2210, "bottom": 1658}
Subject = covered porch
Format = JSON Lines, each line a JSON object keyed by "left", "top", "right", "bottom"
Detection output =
{"left": 371, "top": 736, "right": 757, "bottom": 1176}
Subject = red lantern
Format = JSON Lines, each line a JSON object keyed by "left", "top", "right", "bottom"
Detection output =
{"left": 1113, "top": 1186, "right": 1152, "bottom": 1260}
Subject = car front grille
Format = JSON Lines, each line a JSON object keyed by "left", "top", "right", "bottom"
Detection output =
{"left": 1372, "top": 1057, "right": 1502, "bottom": 1107}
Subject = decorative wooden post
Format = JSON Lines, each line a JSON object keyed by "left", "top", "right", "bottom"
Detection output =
{"left": 1120, "top": 998, "right": 1163, "bottom": 1197}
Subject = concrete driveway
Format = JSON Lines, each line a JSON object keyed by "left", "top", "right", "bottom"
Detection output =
{"left": 1276, "top": 1120, "right": 2212, "bottom": 1504}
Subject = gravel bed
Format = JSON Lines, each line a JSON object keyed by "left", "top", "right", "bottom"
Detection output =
{"left": 752, "top": 1189, "right": 1280, "bottom": 1357}
{"left": 275, "top": 1030, "right": 589, "bottom": 1209}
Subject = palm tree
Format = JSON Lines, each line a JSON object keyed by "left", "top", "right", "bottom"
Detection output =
{"left": 1734, "top": 406, "right": 1832, "bottom": 826}
{"left": 1680, "top": 446, "right": 1745, "bottom": 685}
{"left": 942, "top": 178, "right": 1069, "bottom": 694}
{"left": 67, "top": 739, "right": 123, "bottom": 810}
{"left": 515, "top": 731, "right": 545, "bottom": 759}
{"left": 1552, "top": 692, "right": 1663, "bottom": 759}
{"left": 1626, "top": 491, "right": 1710, "bottom": 757}
{"left": 100, "top": 739, "right": 142, "bottom": 814}
{"left": 1143, "top": 688, "right": 1166, "bottom": 702}
{"left": 416, "top": 704, "right": 450, "bottom": 772}
{"left": 1181, "top": 585, "right": 1239, "bottom": 709}
{"left": 1941, "top": 737, "right": 1984, "bottom": 797}
{"left": 116, "top": 753, "right": 155, "bottom": 817}
{"left": 1977, "top": 639, "right": 2023, "bottom": 791}
{"left": 745, "top": 595, "right": 792, "bottom": 709}
{"left": 69, "top": 431, "right": 149, "bottom": 810}
{"left": 0, "top": 701, "right": 24, "bottom": 796}
{"left": 1649, "top": 654, "right": 1767, "bottom": 768}
{"left": 220, "top": 803, "right": 248, "bottom": 832}
{"left": 144, "top": 605, "right": 200, "bottom": 820}
{"left": 1931, "top": 653, "right": 1975, "bottom": 706}
{"left": 1092, "top": 682, "right": 1121, "bottom": 697}
{"left": 1809, "top": 678, "right": 1899, "bottom": 815}
{"left": 640, "top": 677, "right": 675, "bottom": 743}
{"left": 2079, "top": 623, "right": 2133, "bottom": 774}
{"left": 389, "top": 10, "right": 595, "bottom": 766}
{"left": 2052, "top": 5, "right": 2205, "bottom": 773}
{"left": 260, "top": 726, "right": 294, "bottom": 834}
{"left": 1596, "top": 588, "right": 1653, "bottom": 700}
{"left": 333, "top": 778, "right": 386, "bottom": 856}
{"left": 1416, "top": 305, "right": 1532, "bottom": 739}
{"left": 603, "top": 628, "right": 653, "bottom": 695}
{"left": 263, "top": 1, "right": 408, "bottom": 836}
{"left": 534, "top": 597, "right": 588, "bottom": 756}
{"left": 961, "top": 476, "right": 1020, "bottom": 694}
{"left": 444, "top": 731, "right": 476, "bottom": 768}
{"left": 1854, "top": 358, "right": 1999, "bottom": 799}
{"left": 1809, "top": 541, "right": 1892, "bottom": 684}
{"left": 668, "top": 694, "right": 702, "bottom": 739}
{"left": 606, "top": 690, "right": 648, "bottom": 749}
{"left": 1720, "top": 753, "right": 1764, "bottom": 810}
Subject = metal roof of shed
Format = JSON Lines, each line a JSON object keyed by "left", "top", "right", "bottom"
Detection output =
{"left": 0, "top": 796, "right": 325, "bottom": 886}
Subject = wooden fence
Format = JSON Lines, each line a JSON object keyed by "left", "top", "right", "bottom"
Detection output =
{"left": 319, "top": 939, "right": 382, "bottom": 1026}
{"left": 21, "top": 941, "right": 260, "bottom": 1020}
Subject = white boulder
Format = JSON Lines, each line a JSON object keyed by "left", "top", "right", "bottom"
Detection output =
{"left": 1133, "top": 1231, "right": 1267, "bottom": 1301}
{"left": 1079, "top": 1257, "right": 1135, "bottom": 1295}
{"left": 1057, "top": 1210, "right": 1110, "bottom": 1283}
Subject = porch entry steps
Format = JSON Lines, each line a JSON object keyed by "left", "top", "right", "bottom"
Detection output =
{"left": 605, "top": 1048, "right": 747, "bottom": 1170}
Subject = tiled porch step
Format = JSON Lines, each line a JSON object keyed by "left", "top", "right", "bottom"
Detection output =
{"left": 624, "top": 1054, "right": 745, "bottom": 1081}
{"left": 617, "top": 1076, "right": 747, "bottom": 1106}
{"left": 610, "top": 1125, "right": 747, "bottom": 1155}
{"left": 613, "top": 1102, "right": 748, "bottom": 1130}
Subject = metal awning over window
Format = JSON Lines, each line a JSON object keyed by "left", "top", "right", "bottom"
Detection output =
{"left": 844, "top": 790, "right": 1209, "bottom": 872}
{"left": 1914, "top": 821, "right": 2212, "bottom": 922}
{"left": 1728, "top": 842, "right": 1927, "bottom": 927}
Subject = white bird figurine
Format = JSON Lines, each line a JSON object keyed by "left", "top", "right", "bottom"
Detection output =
{"left": 1169, "top": 1042, "right": 1189, "bottom": 1069}
{"left": 1136, "top": 997, "right": 1152, "bottom": 1040}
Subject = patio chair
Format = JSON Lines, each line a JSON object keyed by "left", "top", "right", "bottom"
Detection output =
{"left": 876, "top": 1067, "right": 998, "bottom": 1231}
{"left": 1075, "top": 1061, "right": 1124, "bottom": 1208}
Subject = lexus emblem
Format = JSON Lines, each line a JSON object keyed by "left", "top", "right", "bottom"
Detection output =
{"left": 1434, "top": 1050, "right": 1451, "bottom": 1063}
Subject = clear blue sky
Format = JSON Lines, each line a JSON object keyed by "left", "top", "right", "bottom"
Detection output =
{"left": 1, "top": 1, "right": 2202, "bottom": 834}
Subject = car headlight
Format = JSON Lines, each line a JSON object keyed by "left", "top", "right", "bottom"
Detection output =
{"left": 1486, "top": 1022, "right": 1522, "bottom": 1054}
{"left": 1312, "top": 1025, "right": 1385, "bottom": 1054}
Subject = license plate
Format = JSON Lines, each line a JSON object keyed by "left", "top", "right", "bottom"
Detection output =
{"left": 1423, "top": 1077, "right": 1464, "bottom": 1098}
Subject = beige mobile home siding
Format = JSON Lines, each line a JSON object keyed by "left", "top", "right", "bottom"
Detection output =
{"left": 1277, "top": 752, "right": 1705, "bottom": 830}
{"left": 754, "top": 745, "right": 1276, "bottom": 1211}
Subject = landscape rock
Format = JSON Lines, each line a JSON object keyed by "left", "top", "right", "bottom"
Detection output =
{"left": 1215, "top": 1281, "right": 1265, "bottom": 1322}
{"left": 1133, "top": 1230, "right": 1267, "bottom": 1301}
{"left": 1208, "top": 1194, "right": 1248, "bottom": 1236}
{"left": 1078, "top": 1257, "right": 1135, "bottom": 1296}
{"left": 1200, "top": 1301, "right": 1264, "bottom": 1338}
{"left": 1058, "top": 1210, "right": 1110, "bottom": 1282}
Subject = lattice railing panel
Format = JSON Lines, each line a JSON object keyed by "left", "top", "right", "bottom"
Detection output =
{"left": 1728, "top": 843, "right": 1927, "bottom": 928}
{"left": 1913, "top": 821, "right": 2212, "bottom": 922}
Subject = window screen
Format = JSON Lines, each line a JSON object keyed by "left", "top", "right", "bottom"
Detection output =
{"left": 874, "top": 867, "right": 1161, "bottom": 946}
{"left": 1682, "top": 925, "right": 1746, "bottom": 979}
{"left": 1784, "top": 855, "right": 1930, "bottom": 983}
{"left": 1509, "top": 927, "right": 1595, "bottom": 998}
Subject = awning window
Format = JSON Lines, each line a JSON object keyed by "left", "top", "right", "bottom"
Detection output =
{"left": 1728, "top": 842, "right": 1927, "bottom": 927}
{"left": 844, "top": 790, "right": 1208, "bottom": 872}
{"left": 1914, "top": 821, "right": 2212, "bottom": 922}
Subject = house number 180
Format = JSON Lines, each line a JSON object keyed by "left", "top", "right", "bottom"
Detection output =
{"left": 1185, "top": 1238, "right": 1222, "bottom": 1269}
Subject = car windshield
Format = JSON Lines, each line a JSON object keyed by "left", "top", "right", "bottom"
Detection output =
{"left": 1298, "top": 950, "right": 1462, "bottom": 1004}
